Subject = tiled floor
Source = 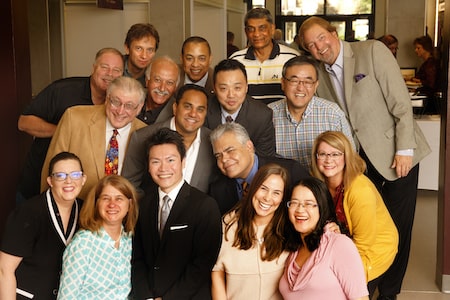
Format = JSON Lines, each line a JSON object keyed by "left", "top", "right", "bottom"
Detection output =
{"left": 396, "top": 190, "right": 450, "bottom": 299}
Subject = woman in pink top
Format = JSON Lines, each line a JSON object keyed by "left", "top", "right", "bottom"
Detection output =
{"left": 279, "top": 177, "right": 369, "bottom": 300}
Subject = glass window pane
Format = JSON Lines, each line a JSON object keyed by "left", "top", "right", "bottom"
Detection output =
{"left": 252, "top": 0, "right": 265, "bottom": 8}
{"left": 285, "top": 22, "right": 297, "bottom": 43}
{"left": 330, "top": 21, "right": 346, "bottom": 40}
{"left": 326, "top": 0, "right": 372, "bottom": 15}
{"left": 352, "top": 19, "right": 369, "bottom": 41}
{"left": 281, "top": 0, "right": 324, "bottom": 16}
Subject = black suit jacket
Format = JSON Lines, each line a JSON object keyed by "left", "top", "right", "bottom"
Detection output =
{"left": 132, "top": 182, "right": 222, "bottom": 300}
{"left": 122, "top": 118, "right": 219, "bottom": 195}
{"left": 205, "top": 94, "right": 276, "bottom": 157}
{"left": 208, "top": 155, "right": 310, "bottom": 215}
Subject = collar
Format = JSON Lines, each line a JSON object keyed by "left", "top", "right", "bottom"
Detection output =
{"left": 220, "top": 105, "right": 242, "bottom": 123}
{"left": 237, "top": 154, "right": 259, "bottom": 185}
{"left": 46, "top": 189, "right": 78, "bottom": 246}
{"left": 184, "top": 72, "right": 208, "bottom": 87}
{"left": 244, "top": 40, "right": 281, "bottom": 60}
{"left": 325, "top": 40, "right": 344, "bottom": 71}
{"left": 106, "top": 118, "right": 132, "bottom": 134}
{"left": 170, "top": 117, "right": 202, "bottom": 147}
{"left": 158, "top": 179, "right": 185, "bottom": 202}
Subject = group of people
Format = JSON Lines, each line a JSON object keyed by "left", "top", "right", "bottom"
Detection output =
{"left": 0, "top": 7, "right": 432, "bottom": 300}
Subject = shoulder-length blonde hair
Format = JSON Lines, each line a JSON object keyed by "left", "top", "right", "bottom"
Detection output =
{"left": 79, "top": 175, "right": 139, "bottom": 234}
{"left": 224, "top": 163, "right": 289, "bottom": 261}
{"left": 311, "top": 131, "right": 366, "bottom": 188}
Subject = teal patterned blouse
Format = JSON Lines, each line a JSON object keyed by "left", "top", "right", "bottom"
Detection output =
{"left": 57, "top": 227, "right": 132, "bottom": 300}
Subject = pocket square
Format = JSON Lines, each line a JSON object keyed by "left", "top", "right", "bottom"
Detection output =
{"left": 354, "top": 73, "right": 366, "bottom": 82}
{"left": 170, "top": 224, "right": 188, "bottom": 231}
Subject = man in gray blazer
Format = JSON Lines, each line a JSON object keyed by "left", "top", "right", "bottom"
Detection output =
{"left": 122, "top": 84, "right": 218, "bottom": 196}
{"left": 299, "top": 16, "right": 431, "bottom": 300}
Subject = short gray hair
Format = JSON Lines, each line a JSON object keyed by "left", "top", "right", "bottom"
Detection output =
{"left": 210, "top": 122, "right": 251, "bottom": 146}
{"left": 107, "top": 76, "right": 146, "bottom": 104}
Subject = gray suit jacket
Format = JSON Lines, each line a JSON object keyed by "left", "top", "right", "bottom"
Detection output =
{"left": 122, "top": 118, "right": 218, "bottom": 194}
{"left": 178, "top": 66, "right": 215, "bottom": 95}
{"left": 315, "top": 40, "right": 430, "bottom": 180}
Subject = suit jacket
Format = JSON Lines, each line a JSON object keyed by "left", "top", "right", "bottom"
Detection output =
{"left": 132, "top": 182, "right": 222, "bottom": 300}
{"left": 209, "top": 155, "right": 310, "bottom": 215}
{"left": 40, "top": 105, "right": 146, "bottom": 200}
{"left": 315, "top": 40, "right": 431, "bottom": 180}
{"left": 122, "top": 118, "right": 219, "bottom": 195}
{"left": 178, "top": 66, "right": 215, "bottom": 95}
{"left": 205, "top": 94, "right": 276, "bottom": 157}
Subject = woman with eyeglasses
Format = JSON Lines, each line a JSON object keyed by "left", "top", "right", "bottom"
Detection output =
{"left": 57, "top": 175, "right": 138, "bottom": 299}
{"left": 279, "top": 177, "right": 369, "bottom": 299}
{"left": 310, "top": 131, "right": 398, "bottom": 297}
{"left": 0, "top": 152, "right": 86, "bottom": 299}
{"left": 211, "top": 164, "right": 290, "bottom": 300}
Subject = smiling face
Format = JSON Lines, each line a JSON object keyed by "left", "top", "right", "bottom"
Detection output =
{"left": 181, "top": 42, "right": 212, "bottom": 82}
{"left": 91, "top": 52, "right": 124, "bottom": 93}
{"left": 252, "top": 174, "right": 285, "bottom": 225}
{"left": 282, "top": 64, "right": 318, "bottom": 116}
{"left": 97, "top": 184, "right": 130, "bottom": 227}
{"left": 212, "top": 131, "right": 254, "bottom": 179}
{"left": 173, "top": 89, "right": 207, "bottom": 136}
{"left": 245, "top": 18, "right": 275, "bottom": 51}
{"left": 148, "top": 143, "right": 185, "bottom": 193}
{"left": 288, "top": 185, "right": 320, "bottom": 238}
{"left": 146, "top": 59, "right": 179, "bottom": 108}
{"left": 47, "top": 159, "right": 86, "bottom": 204}
{"left": 316, "top": 141, "right": 345, "bottom": 184}
{"left": 105, "top": 88, "right": 143, "bottom": 129}
{"left": 302, "top": 23, "right": 340, "bottom": 66}
{"left": 214, "top": 69, "right": 248, "bottom": 114}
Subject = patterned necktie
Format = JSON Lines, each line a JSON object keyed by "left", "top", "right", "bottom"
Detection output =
{"left": 160, "top": 195, "right": 171, "bottom": 237}
{"left": 225, "top": 115, "right": 234, "bottom": 123}
{"left": 105, "top": 129, "right": 119, "bottom": 175}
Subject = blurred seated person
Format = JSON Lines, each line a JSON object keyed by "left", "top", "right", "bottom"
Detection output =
{"left": 227, "top": 31, "right": 239, "bottom": 58}
{"left": 311, "top": 131, "right": 398, "bottom": 298}
{"left": 138, "top": 56, "right": 180, "bottom": 124}
{"left": 211, "top": 164, "right": 290, "bottom": 300}
{"left": 279, "top": 177, "right": 369, "bottom": 299}
{"left": 58, "top": 175, "right": 138, "bottom": 299}
{"left": 0, "top": 152, "right": 85, "bottom": 299}
{"left": 377, "top": 34, "right": 398, "bottom": 58}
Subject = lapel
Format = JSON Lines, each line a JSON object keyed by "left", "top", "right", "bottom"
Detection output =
{"left": 342, "top": 41, "right": 355, "bottom": 108}
{"left": 190, "top": 128, "right": 211, "bottom": 188}
{"left": 318, "top": 64, "right": 339, "bottom": 102}
{"left": 160, "top": 182, "right": 190, "bottom": 241}
{"left": 235, "top": 95, "right": 250, "bottom": 123}
{"left": 88, "top": 106, "right": 107, "bottom": 179}
{"left": 206, "top": 96, "right": 222, "bottom": 129}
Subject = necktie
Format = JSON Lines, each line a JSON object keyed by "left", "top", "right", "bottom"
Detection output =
{"left": 105, "top": 129, "right": 119, "bottom": 175}
{"left": 160, "top": 195, "right": 171, "bottom": 237}
{"left": 225, "top": 115, "right": 234, "bottom": 123}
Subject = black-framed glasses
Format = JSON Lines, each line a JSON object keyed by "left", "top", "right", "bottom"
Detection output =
{"left": 283, "top": 77, "right": 317, "bottom": 88}
{"left": 286, "top": 200, "right": 318, "bottom": 210}
{"left": 51, "top": 171, "right": 83, "bottom": 181}
{"left": 108, "top": 96, "right": 140, "bottom": 112}
{"left": 316, "top": 151, "right": 344, "bottom": 161}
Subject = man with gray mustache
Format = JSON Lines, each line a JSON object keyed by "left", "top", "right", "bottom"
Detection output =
{"left": 137, "top": 56, "right": 180, "bottom": 125}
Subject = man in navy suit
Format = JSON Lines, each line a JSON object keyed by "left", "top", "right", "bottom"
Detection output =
{"left": 209, "top": 122, "right": 310, "bottom": 214}
{"left": 132, "top": 128, "right": 221, "bottom": 299}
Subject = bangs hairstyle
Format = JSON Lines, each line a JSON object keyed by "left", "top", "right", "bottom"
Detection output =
{"left": 298, "top": 16, "right": 337, "bottom": 51}
{"left": 79, "top": 175, "right": 139, "bottom": 234}
{"left": 124, "top": 23, "right": 160, "bottom": 50}
{"left": 311, "top": 131, "right": 366, "bottom": 188}
{"left": 224, "top": 163, "right": 289, "bottom": 261}
{"left": 285, "top": 177, "right": 337, "bottom": 252}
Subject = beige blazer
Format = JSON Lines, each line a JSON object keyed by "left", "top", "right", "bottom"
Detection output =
{"left": 41, "top": 104, "right": 146, "bottom": 199}
{"left": 316, "top": 40, "right": 431, "bottom": 180}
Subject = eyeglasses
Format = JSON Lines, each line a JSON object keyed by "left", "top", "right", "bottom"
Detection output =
{"left": 51, "top": 171, "right": 83, "bottom": 181}
{"left": 108, "top": 96, "right": 140, "bottom": 112}
{"left": 316, "top": 151, "right": 344, "bottom": 161}
{"left": 283, "top": 77, "right": 317, "bottom": 88}
{"left": 286, "top": 200, "right": 318, "bottom": 210}
{"left": 245, "top": 25, "right": 269, "bottom": 33}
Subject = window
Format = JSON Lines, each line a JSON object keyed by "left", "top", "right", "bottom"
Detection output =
{"left": 275, "top": 0, "right": 375, "bottom": 44}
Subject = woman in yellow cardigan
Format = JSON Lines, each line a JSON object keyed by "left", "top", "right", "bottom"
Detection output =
{"left": 310, "top": 131, "right": 398, "bottom": 298}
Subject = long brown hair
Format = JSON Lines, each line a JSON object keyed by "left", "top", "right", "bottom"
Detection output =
{"left": 224, "top": 163, "right": 288, "bottom": 261}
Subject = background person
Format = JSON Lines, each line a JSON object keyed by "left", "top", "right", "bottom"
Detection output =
{"left": 377, "top": 34, "right": 399, "bottom": 58}
{"left": 211, "top": 164, "right": 289, "bottom": 300}
{"left": 0, "top": 152, "right": 85, "bottom": 299}
{"left": 57, "top": 175, "right": 139, "bottom": 299}
{"left": 279, "top": 177, "right": 369, "bottom": 300}
{"left": 311, "top": 131, "right": 398, "bottom": 297}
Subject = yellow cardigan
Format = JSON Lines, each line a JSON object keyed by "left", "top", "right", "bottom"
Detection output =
{"left": 344, "top": 174, "right": 399, "bottom": 282}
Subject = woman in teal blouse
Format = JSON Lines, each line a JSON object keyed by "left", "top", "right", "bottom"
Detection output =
{"left": 58, "top": 175, "right": 139, "bottom": 300}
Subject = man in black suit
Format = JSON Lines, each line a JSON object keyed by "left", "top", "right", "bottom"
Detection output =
{"left": 209, "top": 122, "right": 310, "bottom": 214}
{"left": 122, "top": 84, "right": 219, "bottom": 195}
{"left": 132, "top": 128, "right": 222, "bottom": 300}
{"left": 204, "top": 59, "right": 276, "bottom": 157}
